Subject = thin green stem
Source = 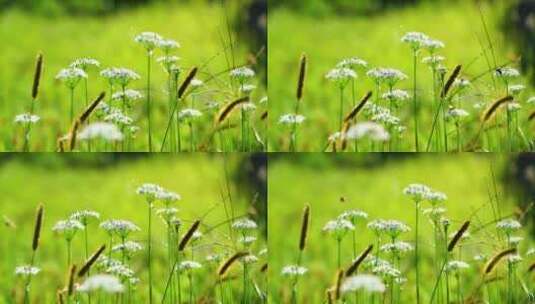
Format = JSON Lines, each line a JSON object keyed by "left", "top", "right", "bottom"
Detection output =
{"left": 148, "top": 203, "right": 153, "bottom": 304}
{"left": 147, "top": 53, "right": 153, "bottom": 152}
{"left": 412, "top": 52, "right": 419, "bottom": 152}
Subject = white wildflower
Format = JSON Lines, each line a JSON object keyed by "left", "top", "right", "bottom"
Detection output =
{"left": 278, "top": 114, "right": 305, "bottom": 125}
{"left": 281, "top": 265, "right": 308, "bottom": 277}
{"left": 14, "top": 113, "right": 40, "bottom": 124}
{"left": 15, "top": 265, "right": 40, "bottom": 276}
{"left": 345, "top": 122, "right": 390, "bottom": 142}
{"left": 232, "top": 218, "right": 257, "bottom": 231}
{"left": 78, "top": 122, "right": 124, "bottom": 142}
{"left": 134, "top": 32, "right": 163, "bottom": 52}
{"left": 78, "top": 274, "right": 124, "bottom": 293}
{"left": 56, "top": 67, "right": 87, "bottom": 88}
{"left": 341, "top": 274, "right": 386, "bottom": 294}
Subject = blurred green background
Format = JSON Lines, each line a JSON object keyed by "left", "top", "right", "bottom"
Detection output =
{"left": 268, "top": 0, "right": 535, "bottom": 151}
{"left": 268, "top": 153, "right": 534, "bottom": 303}
{"left": 0, "top": 153, "right": 267, "bottom": 303}
{"left": 0, "top": 0, "right": 267, "bottom": 151}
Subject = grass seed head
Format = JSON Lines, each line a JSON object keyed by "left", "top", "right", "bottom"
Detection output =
{"left": 32, "top": 53, "right": 43, "bottom": 100}
{"left": 32, "top": 204, "right": 44, "bottom": 251}
{"left": 299, "top": 204, "right": 310, "bottom": 251}
{"left": 177, "top": 67, "right": 198, "bottom": 99}
{"left": 178, "top": 220, "right": 201, "bottom": 251}
{"left": 448, "top": 221, "right": 470, "bottom": 252}
{"left": 297, "top": 53, "right": 307, "bottom": 101}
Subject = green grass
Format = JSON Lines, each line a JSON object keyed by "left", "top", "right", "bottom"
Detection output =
{"left": 268, "top": 2, "right": 534, "bottom": 152}
{"left": 0, "top": 154, "right": 266, "bottom": 303}
{"left": 268, "top": 154, "right": 532, "bottom": 303}
{"left": 0, "top": 2, "right": 266, "bottom": 152}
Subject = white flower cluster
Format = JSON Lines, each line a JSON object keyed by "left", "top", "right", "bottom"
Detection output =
{"left": 178, "top": 108, "right": 203, "bottom": 121}
{"left": 326, "top": 67, "right": 357, "bottom": 86}
{"left": 367, "top": 68, "right": 407, "bottom": 86}
{"left": 52, "top": 219, "right": 85, "bottom": 240}
{"left": 78, "top": 274, "right": 124, "bottom": 293}
{"left": 338, "top": 209, "right": 368, "bottom": 222}
{"left": 232, "top": 218, "right": 258, "bottom": 231}
{"left": 345, "top": 122, "right": 390, "bottom": 142}
{"left": 56, "top": 67, "right": 87, "bottom": 88}
{"left": 496, "top": 218, "right": 522, "bottom": 234}
{"left": 445, "top": 260, "right": 470, "bottom": 273}
{"left": 78, "top": 122, "right": 124, "bottom": 142}
{"left": 112, "top": 89, "right": 143, "bottom": 102}
{"left": 179, "top": 260, "right": 203, "bottom": 271}
{"left": 100, "top": 67, "right": 140, "bottom": 86}
{"left": 105, "top": 109, "right": 133, "bottom": 126}
{"left": 323, "top": 218, "right": 355, "bottom": 239}
{"left": 278, "top": 113, "right": 305, "bottom": 125}
{"left": 134, "top": 32, "right": 163, "bottom": 51}
{"left": 381, "top": 241, "right": 414, "bottom": 255}
{"left": 341, "top": 274, "right": 385, "bottom": 294}
{"left": 336, "top": 57, "right": 368, "bottom": 69}
{"left": 229, "top": 67, "right": 256, "bottom": 81}
{"left": 112, "top": 241, "right": 144, "bottom": 254}
{"left": 15, "top": 265, "right": 41, "bottom": 276}
{"left": 14, "top": 113, "right": 40, "bottom": 124}
{"left": 281, "top": 265, "right": 308, "bottom": 277}
{"left": 70, "top": 210, "right": 100, "bottom": 224}
{"left": 100, "top": 220, "right": 140, "bottom": 238}
{"left": 70, "top": 58, "right": 100, "bottom": 70}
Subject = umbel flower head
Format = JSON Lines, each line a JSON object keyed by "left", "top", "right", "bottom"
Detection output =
{"left": 381, "top": 220, "right": 411, "bottom": 238}
{"left": 78, "top": 274, "right": 124, "bottom": 294}
{"left": 323, "top": 218, "right": 354, "bottom": 240}
{"left": 446, "top": 108, "right": 470, "bottom": 123}
{"left": 78, "top": 122, "right": 124, "bottom": 142}
{"left": 156, "top": 190, "right": 181, "bottom": 204}
{"left": 100, "top": 68, "right": 140, "bottom": 87}
{"left": 112, "top": 89, "right": 143, "bottom": 103}
{"left": 70, "top": 210, "right": 100, "bottom": 225}
{"left": 232, "top": 218, "right": 258, "bottom": 231}
{"left": 136, "top": 183, "right": 164, "bottom": 203}
{"left": 229, "top": 67, "right": 255, "bottom": 82}
{"left": 15, "top": 265, "right": 41, "bottom": 277}
{"left": 52, "top": 219, "right": 84, "bottom": 241}
{"left": 338, "top": 209, "right": 368, "bottom": 223}
{"left": 366, "top": 68, "right": 407, "bottom": 87}
{"left": 70, "top": 58, "right": 101, "bottom": 71}
{"left": 381, "top": 241, "right": 414, "bottom": 256}
{"left": 336, "top": 57, "right": 368, "bottom": 69}
{"left": 341, "top": 274, "right": 386, "bottom": 294}
{"left": 278, "top": 114, "right": 305, "bottom": 125}
{"left": 382, "top": 90, "right": 410, "bottom": 103}
{"left": 345, "top": 122, "right": 390, "bottom": 142}
{"left": 56, "top": 67, "right": 87, "bottom": 88}
{"left": 281, "top": 265, "right": 308, "bottom": 277}
{"left": 495, "top": 67, "right": 520, "bottom": 80}
{"left": 401, "top": 31, "right": 429, "bottom": 51}
{"left": 100, "top": 220, "right": 140, "bottom": 238}
{"left": 106, "top": 264, "right": 135, "bottom": 279}
{"left": 422, "top": 38, "right": 445, "bottom": 53}
{"left": 403, "top": 183, "right": 431, "bottom": 202}
{"left": 325, "top": 67, "right": 356, "bottom": 87}
{"left": 179, "top": 260, "right": 203, "bottom": 271}
{"left": 445, "top": 260, "right": 470, "bottom": 273}
{"left": 14, "top": 113, "right": 40, "bottom": 124}
{"left": 112, "top": 241, "right": 144, "bottom": 255}
{"left": 104, "top": 109, "right": 133, "bottom": 126}
{"left": 178, "top": 108, "right": 203, "bottom": 122}
{"left": 134, "top": 32, "right": 163, "bottom": 52}
{"left": 496, "top": 218, "right": 522, "bottom": 234}
{"left": 157, "top": 38, "right": 180, "bottom": 53}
